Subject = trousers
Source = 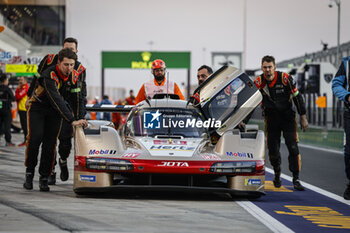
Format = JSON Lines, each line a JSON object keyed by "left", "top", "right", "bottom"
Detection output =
{"left": 25, "top": 104, "right": 61, "bottom": 177}
{"left": 265, "top": 109, "right": 301, "bottom": 177}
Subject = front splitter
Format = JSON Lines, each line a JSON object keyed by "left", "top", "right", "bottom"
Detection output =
{"left": 74, "top": 185, "right": 265, "bottom": 198}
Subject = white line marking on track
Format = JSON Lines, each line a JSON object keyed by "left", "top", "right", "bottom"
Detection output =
{"left": 297, "top": 143, "right": 342, "bottom": 155}
{"left": 266, "top": 167, "right": 350, "bottom": 205}
{"left": 237, "top": 201, "right": 294, "bottom": 233}
{"left": 237, "top": 167, "right": 349, "bottom": 233}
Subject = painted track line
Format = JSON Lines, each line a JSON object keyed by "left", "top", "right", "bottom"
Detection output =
{"left": 237, "top": 167, "right": 349, "bottom": 233}
{"left": 298, "top": 143, "right": 343, "bottom": 155}
{"left": 237, "top": 201, "right": 294, "bottom": 233}
{"left": 266, "top": 167, "right": 350, "bottom": 205}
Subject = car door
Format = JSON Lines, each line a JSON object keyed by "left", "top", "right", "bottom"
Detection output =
{"left": 192, "top": 65, "right": 262, "bottom": 136}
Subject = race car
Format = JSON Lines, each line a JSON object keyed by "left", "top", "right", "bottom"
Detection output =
{"left": 73, "top": 65, "right": 265, "bottom": 198}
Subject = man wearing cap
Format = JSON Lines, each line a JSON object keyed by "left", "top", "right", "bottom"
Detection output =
{"left": 135, "top": 59, "right": 184, "bottom": 104}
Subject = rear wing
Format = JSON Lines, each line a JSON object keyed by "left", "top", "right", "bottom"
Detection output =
{"left": 85, "top": 104, "right": 134, "bottom": 113}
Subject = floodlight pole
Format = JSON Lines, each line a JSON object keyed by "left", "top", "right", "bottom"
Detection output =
{"left": 329, "top": 0, "right": 341, "bottom": 67}
{"left": 336, "top": 0, "right": 341, "bottom": 66}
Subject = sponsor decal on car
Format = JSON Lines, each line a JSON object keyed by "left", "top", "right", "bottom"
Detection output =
{"left": 226, "top": 152, "right": 254, "bottom": 158}
{"left": 157, "top": 161, "right": 189, "bottom": 167}
{"left": 150, "top": 145, "right": 195, "bottom": 151}
{"left": 143, "top": 110, "right": 221, "bottom": 129}
{"left": 121, "top": 153, "right": 140, "bottom": 158}
{"left": 200, "top": 154, "right": 221, "bottom": 160}
{"left": 245, "top": 179, "right": 261, "bottom": 186}
{"left": 79, "top": 175, "right": 96, "bottom": 182}
{"left": 153, "top": 139, "right": 187, "bottom": 145}
{"left": 89, "top": 149, "right": 117, "bottom": 155}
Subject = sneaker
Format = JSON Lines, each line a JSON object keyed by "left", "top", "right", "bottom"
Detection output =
{"left": 39, "top": 177, "right": 50, "bottom": 192}
{"left": 293, "top": 179, "right": 305, "bottom": 191}
{"left": 344, "top": 183, "right": 350, "bottom": 200}
{"left": 273, "top": 177, "right": 282, "bottom": 188}
{"left": 48, "top": 172, "right": 56, "bottom": 185}
{"left": 5, "top": 142, "right": 15, "bottom": 147}
{"left": 59, "top": 159, "right": 69, "bottom": 181}
{"left": 23, "top": 172, "right": 34, "bottom": 190}
{"left": 18, "top": 141, "right": 26, "bottom": 147}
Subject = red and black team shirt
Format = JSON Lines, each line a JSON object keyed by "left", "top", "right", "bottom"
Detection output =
{"left": 254, "top": 71, "right": 306, "bottom": 115}
{"left": 28, "top": 53, "right": 87, "bottom": 120}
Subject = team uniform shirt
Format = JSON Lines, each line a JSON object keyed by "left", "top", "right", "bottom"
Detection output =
{"left": 0, "top": 84, "right": 15, "bottom": 111}
{"left": 254, "top": 71, "right": 306, "bottom": 116}
{"left": 15, "top": 83, "right": 29, "bottom": 111}
{"left": 28, "top": 54, "right": 87, "bottom": 120}
{"left": 125, "top": 96, "right": 135, "bottom": 105}
{"left": 30, "top": 65, "right": 76, "bottom": 123}
{"left": 135, "top": 78, "right": 185, "bottom": 104}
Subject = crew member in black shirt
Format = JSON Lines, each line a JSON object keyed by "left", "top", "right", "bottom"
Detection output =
{"left": 23, "top": 48, "right": 87, "bottom": 192}
{"left": 26, "top": 37, "right": 86, "bottom": 184}
{"left": 0, "top": 73, "right": 15, "bottom": 146}
{"left": 254, "top": 55, "right": 308, "bottom": 191}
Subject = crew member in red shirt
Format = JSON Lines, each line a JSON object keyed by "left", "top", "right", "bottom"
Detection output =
{"left": 125, "top": 89, "right": 135, "bottom": 105}
{"left": 15, "top": 76, "right": 29, "bottom": 146}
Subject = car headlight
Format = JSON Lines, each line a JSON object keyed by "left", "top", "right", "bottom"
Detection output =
{"left": 209, "top": 161, "right": 256, "bottom": 173}
{"left": 86, "top": 158, "right": 134, "bottom": 171}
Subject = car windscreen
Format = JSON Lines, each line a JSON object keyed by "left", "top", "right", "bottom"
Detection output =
{"left": 125, "top": 108, "right": 206, "bottom": 138}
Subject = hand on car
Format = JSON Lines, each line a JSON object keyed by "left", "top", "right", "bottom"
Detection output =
{"left": 72, "top": 119, "right": 88, "bottom": 128}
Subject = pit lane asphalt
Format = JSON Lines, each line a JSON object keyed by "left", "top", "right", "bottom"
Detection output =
{"left": 266, "top": 142, "right": 346, "bottom": 197}
{"left": 0, "top": 133, "right": 271, "bottom": 233}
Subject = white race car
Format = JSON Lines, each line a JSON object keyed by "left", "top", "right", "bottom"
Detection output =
{"left": 74, "top": 66, "right": 265, "bottom": 198}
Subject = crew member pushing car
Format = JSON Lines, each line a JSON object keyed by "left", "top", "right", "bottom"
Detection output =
{"left": 23, "top": 48, "right": 87, "bottom": 192}
{"left": 254, "top": 55, "right": 308, "bottom": 191}
{"left": 26, "top": 37, "right": 87, "bottom": 185}
{"left": 135, "top": 59, "right": 184, "bottom": 104}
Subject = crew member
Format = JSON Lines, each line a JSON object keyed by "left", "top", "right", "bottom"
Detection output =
{"left": 101, "top": 95, "right": 112, "bottom": 121}
{"left": 197, "top": 65, "right": 213, "bottom": 85}
{"left": 254, "top": 55, "right": 308, "bottom": 191}
{"left": 332, "top": 55, "right": 350, "bottom": 200}
{"left": 0, "top": 73, "right": 15, "bottom": 146}
{"left": 191, "top": 65, "right": 213, "bottom": 105}
{"left": 26, "top": 37, "right": 87, "bottom": 185}
{"left": 125, "top": 89, "right": 135, "bottom": 105}
{"left": 135, "top": 59, "right": 184, "bottom": 104}
{"left": 15, "top": 76, "right": 29, "bottom": 146}
{"left": 23, "top": 48, "right": 87, "bottom": 192}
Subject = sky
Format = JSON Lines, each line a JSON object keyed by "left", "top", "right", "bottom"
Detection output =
{"left": 245, "top": 0, "right": 350, "bottom": 68}
{"left": 67, "top": 0, "right": 350, "bottom": 99}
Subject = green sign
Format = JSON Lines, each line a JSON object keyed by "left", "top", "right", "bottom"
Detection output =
{"left": 102, "top": 51, "right": 191, "bottom": 69}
